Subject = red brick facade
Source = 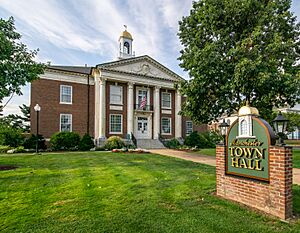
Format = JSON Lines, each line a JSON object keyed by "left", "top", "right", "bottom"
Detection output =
{"left": 31, "top": 78, "right": 94, "bottom": 138}
{"left": 216, "top": 145, "right": 293, "bottom": 220}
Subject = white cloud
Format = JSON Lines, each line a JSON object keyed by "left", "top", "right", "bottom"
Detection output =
{"left": 0, "top": 0, "right": 105, "bottom": 54}
{"left": 0, "top": 0, "right": 193, "bottom": 116}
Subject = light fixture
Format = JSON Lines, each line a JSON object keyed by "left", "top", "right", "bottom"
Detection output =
{"left": 272, "top": 111, "right": 289, "bottom": 145}
{"left": 219, "top": 119, "right": 229, "bottom": 145}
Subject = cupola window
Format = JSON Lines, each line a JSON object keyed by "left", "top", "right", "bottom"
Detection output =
{"left": 123, "top": 42, "right": 130, "bottom": 54}
{"left": 240, "top": 119, "right": 248, "bottom": 135}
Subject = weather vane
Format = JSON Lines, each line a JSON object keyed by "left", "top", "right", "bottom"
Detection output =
{"left": 124, "top": 25, "right": 127, "bottom": 30}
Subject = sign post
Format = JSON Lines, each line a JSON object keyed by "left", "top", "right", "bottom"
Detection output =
{"left": 216, "top": 105, "right": 293, "bottom": 220}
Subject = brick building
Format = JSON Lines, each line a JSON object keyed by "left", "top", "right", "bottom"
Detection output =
{"left": 30, "top": 29, "right": 207, "bottom": 147}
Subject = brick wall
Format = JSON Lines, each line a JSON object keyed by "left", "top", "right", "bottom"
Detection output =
{"left": 216, "top": 145, "right": 293, "bottom": 220}
{"left": 31, "top": 78, "right": 94, "bottom": 139}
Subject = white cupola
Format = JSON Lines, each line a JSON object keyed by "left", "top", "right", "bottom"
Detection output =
{"left": 237, "top": 102, "right": 259, "bottom": 139}
{"left": 118, "top": 25, "right": 135, "bottom": 59}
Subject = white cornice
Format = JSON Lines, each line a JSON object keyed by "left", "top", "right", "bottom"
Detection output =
{"left": 97, "top": 55, "right": 184, "bottom": 81}
{"left": 40, "top": 70, "right": 95, "bottom": 85}
{"left": 100, "top": 70, "right": 176, "bottom": 89}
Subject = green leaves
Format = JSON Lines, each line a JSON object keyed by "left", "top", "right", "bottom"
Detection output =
{"left": 0, "top": 17, "right": 45, "bottom": 105}
{"left": 178, "top": 0, "right": 300, "bottom": 123}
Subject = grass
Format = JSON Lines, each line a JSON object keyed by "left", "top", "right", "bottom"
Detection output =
{"left": 0, "top": 152, "right": 300, "bottom": 232}
{"left": 197, "top": 148, "right": 216, "bottom": 157}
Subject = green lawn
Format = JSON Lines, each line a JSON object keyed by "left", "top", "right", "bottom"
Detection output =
{"left": 1, "top": 152, "right": 300, "bottom": 232}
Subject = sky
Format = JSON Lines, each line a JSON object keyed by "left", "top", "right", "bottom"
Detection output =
{"left": 0, "top": 0, "right": 300, "bottom": 116}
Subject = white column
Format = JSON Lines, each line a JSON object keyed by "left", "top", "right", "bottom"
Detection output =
{"left": 127, "top": 82, "right": 134, "bottom": 135}
{"left": 175, "top": 90, "right": 182, "bottom": 138}
{"left": 99, "top": 78, "right": 106, "bottom": 138}
{"left": 94, "top": 73, "right": 100, "bottom": 139}
{"left": 153, "top": 86, "right": 160, "bottom": 139}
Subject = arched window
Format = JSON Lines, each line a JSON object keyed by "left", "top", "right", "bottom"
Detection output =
{"left": 123, "top": 42, "right": 130, "bottom": 54}
{"left": 240, "top": 119, "right": 248, "bottom": 135}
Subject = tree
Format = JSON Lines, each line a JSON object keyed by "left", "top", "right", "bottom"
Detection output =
{"left": 0, "top": 17, "right": 44, "bottom": 110}
{"left": 0, "top": 104, "right": 30, "bottom": 132}
{"left": 282, "top": 111, "right": 300, "bottom": 133}
{"left": 178, "top": 0, "right": 300, "bottom": 123}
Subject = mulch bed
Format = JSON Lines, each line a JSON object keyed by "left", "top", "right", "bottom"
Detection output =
{"left": 0, "top": 165, "right": 18, "bottom": 171}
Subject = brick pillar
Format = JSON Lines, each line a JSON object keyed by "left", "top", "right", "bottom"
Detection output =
{"left": 216, "top": 144, "right": 293, "bottom": 220}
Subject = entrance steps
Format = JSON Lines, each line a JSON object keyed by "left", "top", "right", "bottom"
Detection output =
{"left": 136, "top": 139, "right": 165, "bottom": 149}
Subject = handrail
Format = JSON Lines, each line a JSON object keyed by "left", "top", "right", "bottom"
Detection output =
{"left": 131, "top": 132, "right": 137, "bottom": 148}
{"left": 158, "top": 133, "right": 165, "bottom": 144}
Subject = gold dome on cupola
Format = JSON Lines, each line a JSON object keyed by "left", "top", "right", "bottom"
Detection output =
{"left": 238, "top": 102, "right": 259, "bottom": 116}
{"left": 119, "top": 29, "right": 133, "bottom": 40}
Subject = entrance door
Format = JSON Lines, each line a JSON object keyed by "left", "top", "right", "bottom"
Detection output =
{"left": 136, "top": 117, "right": 149, "bottom": 139}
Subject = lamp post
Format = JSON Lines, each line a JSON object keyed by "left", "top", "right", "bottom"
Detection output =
{"left": 272, "top": 111, "right": 289, "bottom": 146}
{"left": 219, "top": 119, "right": 229, "bottom": 145}
{"left": 34, "top": 104, "right": 41, "bottom": 153}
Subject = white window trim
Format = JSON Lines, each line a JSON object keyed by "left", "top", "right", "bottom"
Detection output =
{"left": 60, "top": 114, "right": 72, "bottom": 132}
{"left": 109, "top": 114, "right": 123, "bottom": 134}
{"left": 136, "top": 87, "right": 150, "bottom": 106}
{"left": 161, "top": 92, "right": 171, "bottom": 109}
{"left": 110, "top": 85, "right": 123, "bottom": 105}
{"left": 186, "top": 121, "right": 193, "bottom": 135}
{"left": 60, "top": 85, "right": 72, "bottom": 104}
{"left": 161, "top": 117, "right": 172, "bottom": 135}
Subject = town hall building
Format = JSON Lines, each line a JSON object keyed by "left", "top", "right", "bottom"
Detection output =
{"left": 30, "top": 29, "right": 206, "bottom": 147}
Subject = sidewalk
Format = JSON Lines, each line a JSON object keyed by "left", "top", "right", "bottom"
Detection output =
{"left": 149, "top": 149, "right": 300, "bottom": 185}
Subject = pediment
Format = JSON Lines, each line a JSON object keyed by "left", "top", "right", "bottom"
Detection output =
{"left": 97, "top": 56, "right": 183, "bottom": 82}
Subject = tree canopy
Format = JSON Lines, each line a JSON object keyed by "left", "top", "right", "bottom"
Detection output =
{"left": 0, "top": 104, "right": 30, "bottom": 132}
{"left": 0, "top": 17, "right": 44, "bottom": 110}
{"left": 178, "top": 0, "right": 300, "bottom": 123}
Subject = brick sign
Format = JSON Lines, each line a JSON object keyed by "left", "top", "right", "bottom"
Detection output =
{"left": 226, "top": 116, "right": 275, "bottom": 181}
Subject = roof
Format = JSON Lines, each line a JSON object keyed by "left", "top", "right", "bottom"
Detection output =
{"left": 119, "top": 30, "right": 133, "bottom": 40}
{"left": 96, "top": 55, "right": 184, "bottom": 81}
{"left": 49, "top": 66, "right": 92, "bottom": 75}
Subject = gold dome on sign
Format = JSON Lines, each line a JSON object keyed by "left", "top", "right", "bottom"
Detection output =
{"left": 120, "top": 30, "right": 133, "bottom": 40}
{"left": 238, "top": 104, "right": 259, "bottom": 116}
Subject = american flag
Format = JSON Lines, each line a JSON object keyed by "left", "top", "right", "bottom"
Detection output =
{"left": 140, "top": 95, "right": 147, "bottom": 109}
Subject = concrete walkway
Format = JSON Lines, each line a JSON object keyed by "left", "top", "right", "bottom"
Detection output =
{"left": 149, "top": 149, "right": 300, "bottom": 185}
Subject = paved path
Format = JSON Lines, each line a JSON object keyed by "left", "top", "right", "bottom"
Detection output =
{"left": 149, "top": 149, "right": 300, "bottom": 185}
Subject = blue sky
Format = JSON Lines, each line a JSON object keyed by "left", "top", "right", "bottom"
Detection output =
{"left": 0, "top": 0, "right": 299, "bottom": 115}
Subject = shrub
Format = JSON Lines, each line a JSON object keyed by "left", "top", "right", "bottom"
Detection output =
{"left": 199, "top": 132, "right": 215, "bottom": 148}
{"left": 50, "top": 132, "right": 81, "bottom": 151}
{"left": 0, "top": 145, "right": 12, "bottom": 153}
{"left": 79, "top": 134, "right": 94, "bottom": 151}
{"left": 207, "top": 131, "right": 223, "bottom": 145}
{"left": 23, "top": 134, "right": 46, "bottom": 150}
{"left": 104, "top": 136, "right": 125, "bottom": 150}
{"left": 0, "top": 124, "right": 24, "bottom": 147}
{"left": 185, "top": 131, "right": 222, "bottom": 148}
{"left": 165, "top": 138, "right": 180, "bottom": 149}
{"left": 184, "top": 131, "right": 202, "bottom": 148}
{"left": 14, "top": 146, "right": 25, "bottom": 153}
{"left": 95, "top": 146, "right": 106, "bottom": 151}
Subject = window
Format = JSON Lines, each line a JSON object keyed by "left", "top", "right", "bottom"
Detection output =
{"left": 60, "top": 114, "right": 72, "bottom": 132}
{"left": 161, "top": 117, "right": 171, "bottom": 135}
{"left": 186, "top": 121, "right": 193, "bottom": 135}
{"left": 110, "top": 85, "right": 123, "bottom": 105}
{"left": 60, "top": 85, "right": 72, "bottom": 104}
{"left": 240, "top": 119, "right": 248, "bottom": 135}
{"left": 138, "top": 89, "right": 148, "bottom": 107}
{"left": 110, "top": 114, "right": 122, "bottom": 134}
{"left": 162, "top": 92, "right": 171, "bottom": 109}
{"left": 124, "top": 42, "right": 130, "bottom": 54}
